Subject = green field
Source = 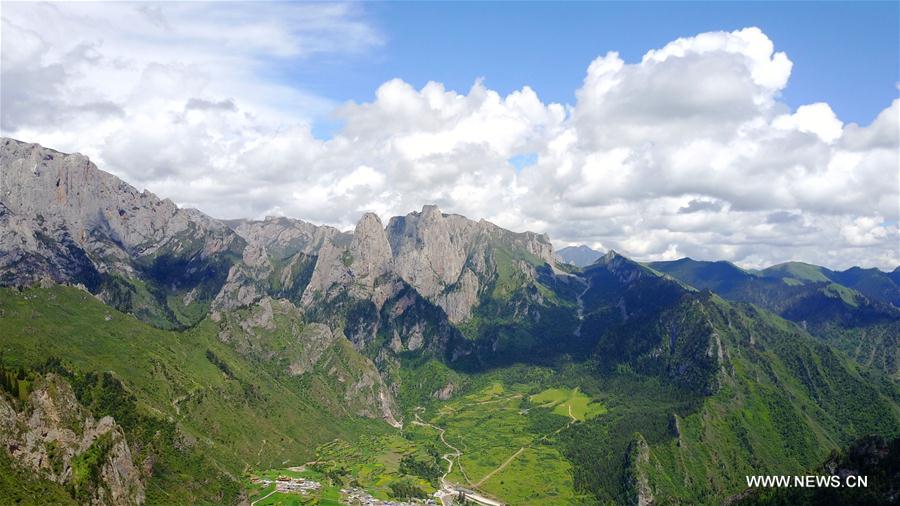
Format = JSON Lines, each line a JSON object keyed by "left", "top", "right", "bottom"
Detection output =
{"left": 248, "top": 434, "right": 439, "bottom": 503}
{"left": 530, "top": 387, "right": 607, "bottom": 421}
{"left": 409, "top": 381, "right": 601, "bottom": 504}
{"left": 249, "top": 380, "right": 604, "bottom": 505}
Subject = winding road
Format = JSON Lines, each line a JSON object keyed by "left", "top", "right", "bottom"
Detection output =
{"left": 412, "top": 413, "right": 502, "bottom": 506}
{"left": 250, "top": 488, "right": 277, "bottom": 506}
{"left": 411, "top": 413, "right": 462, "bottom": 482}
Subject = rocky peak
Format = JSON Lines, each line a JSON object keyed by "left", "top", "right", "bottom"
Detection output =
{"left": 420, "top": 204, "right": 443, "bottom": 221}
{"left": 354, "top": 213, "right": 390, "bottom": 251}
{"left": 590, "top": 250, "right": 655, "bottom": 285}
{"left": 2, "top": 138, "right": 563, "bottom": 329}
{"left": 387, "top": 205, "right": 477, "bottom": 300}
{"left": 300, "top": 212, "right": 395, "bottom": 307}
{"left": 230, "top": 216, "right": 346, "bottom": 258}
{"left": 349, "top": 212, "right": 392, "bottom": 281}
{"left": 623, "top": 433, "right": 654, "bottom": 506}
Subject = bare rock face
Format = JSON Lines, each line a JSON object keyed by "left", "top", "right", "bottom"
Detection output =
{"left": 0, "top": 374, "right": 145, "bottom": 505}
{"left": 349, "top": 212, "right": 393, "bottom": 288}
{"left": 433, "top": 382, "right": 455, "bottom": 400}
{"left": 435, "top": 268, "right": 481, "bottom": 324}
{"left": 230, "top": 216, "right": 344, "bottom": 260}
{"left": 301, "top": 212, "right": 393, "bottom": 307}
{"left": 213, "top": 216, "right": 349, "bottom": 309}
{"left": 0, "top": 138, "right": 243, "bottom": 327}
{"left": 387, "top": 205, "right": 478, "bottom": 301}
{"left": 0, "top": 138, "right": 237, "bottom": 268}
{"left": 301, "top": 213, "right": 396, "bottom": 316}
{"left": 623, "top": 433, "right": 654, "bottom": 506}
{"left": 0, "top": 202, "right": 102, "bottom": 288}
{"left": 386, "top": 205, "right": 558, "bottom": 323}
{"left": 0, "top": 138, "right": 567, "bottom": 432}
{"left": 2, "top": 138, "right": 561, "bottom": 332}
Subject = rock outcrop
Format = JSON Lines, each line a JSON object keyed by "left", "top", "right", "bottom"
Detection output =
{"left": 213, "top": 297, "right": 401, "bottom": 426}
{"left": 0, "top": 138, "right": 238, "bottom": 272}
{"left": 0, "top": 374, "right": 145, "bottom": 505}
{"left": 623, "top": 433, "right": 654, "bottom": 506}
{"left": 301, "top": 212, "right": 393, "bottom": 307}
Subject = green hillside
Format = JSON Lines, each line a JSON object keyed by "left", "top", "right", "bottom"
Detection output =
{"left": 0, "top": 286, "right": 387, "bottom": 502}
{"left": 651, "top": 258, "right": 900, "bottom": 378}
{"left": 761, "top": 262, "right": 832, "bottom": 283}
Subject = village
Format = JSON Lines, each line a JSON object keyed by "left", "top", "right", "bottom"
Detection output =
{"left": 250, "top": 474, "right": 322, "bottom": 498}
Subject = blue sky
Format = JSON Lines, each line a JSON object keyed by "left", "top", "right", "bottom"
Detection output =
{"left": 286, "top": 1, "right": 899, "bottom": 134}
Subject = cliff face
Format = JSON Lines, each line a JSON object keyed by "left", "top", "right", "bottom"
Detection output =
{"left": 0, "top": 138, "right": 409, "bottom": 426}
{"left": 215, "top": 216, "right": 347, "bottom": 309}
{"left": 386, "top": 205, "right": 557, "bottom": 324}
{"left": 0, "top": 139, "right": 239, "bottom": 276}
{"left": 623, "top": 434, "right": 654, "bottom": 506}
{"left": 0, "top": 374, "right": 144, "bottom": 505}
{"left": 0, "top": 138, "right": 243, "bottom": 328}
{"left": 0, "top": 137, "right": 743, "bottom": 399}
{"left": 301, "top": 212, "right": 393, "bottom": 307}
{"left": 0, "top": 137, "right": 572, "bottom": 418}
{"left": 1, "top": 138, "right": 571, "bottom": 417}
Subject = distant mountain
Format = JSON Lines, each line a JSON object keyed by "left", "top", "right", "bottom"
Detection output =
{"left": 645, "top": 257, "right": 750, "bottom": 293}
{"left": 650, "top": 257, "right": 900, "bottom": 377}
{"left": 555, "top": 244, "right": 603, "bottom": 267}
{"left": 760, "top": 261, "right": 900, "bottom": 307}
{"left": 1, "top": 138, "right": 898, "bottom": 505}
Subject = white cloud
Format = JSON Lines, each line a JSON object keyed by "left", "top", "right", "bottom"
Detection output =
{"left": 773, "top": 103, "right": 844, "bottom": 143}
{"left": 1, "top": 9, "right": 897, "bottom": 271}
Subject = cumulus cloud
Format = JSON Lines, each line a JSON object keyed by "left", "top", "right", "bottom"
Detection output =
{"left": 0, "top": 5, "right": 897, "bottom": 271}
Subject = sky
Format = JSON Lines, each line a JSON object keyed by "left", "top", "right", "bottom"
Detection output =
{"left": 1, "top": 1, "right": 898, "bottom": 270}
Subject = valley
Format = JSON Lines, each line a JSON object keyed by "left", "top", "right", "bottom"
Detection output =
{"left": 247, "top": 381, "right": 602, "bottom": 505}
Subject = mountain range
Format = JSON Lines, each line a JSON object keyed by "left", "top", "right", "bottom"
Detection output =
{"left": 1, "top": 137, "right": 898, "bottom": 505}
{"left": 648, "top": 258, "right": 900, "bottom": 379}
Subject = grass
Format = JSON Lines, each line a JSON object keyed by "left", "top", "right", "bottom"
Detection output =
{"left": 0, "top": 286, "right": 386, "bottom": 502}
{"left": 0, "top": 451, "right": 75, "bottom": 505}
{"left": 415, "top": 381, "right": 591, "bottom": 504}
{"left": 530, "top": 387, "right": 607, "bottom": 421}
{"left": 763, "top": 262, "right": 830, "bottom": 283}
{"left": 248, "top": 377, "right": 601, "bottom": 505}
{"left": 4, "top": 281, "right": 898, "bottom": 505}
